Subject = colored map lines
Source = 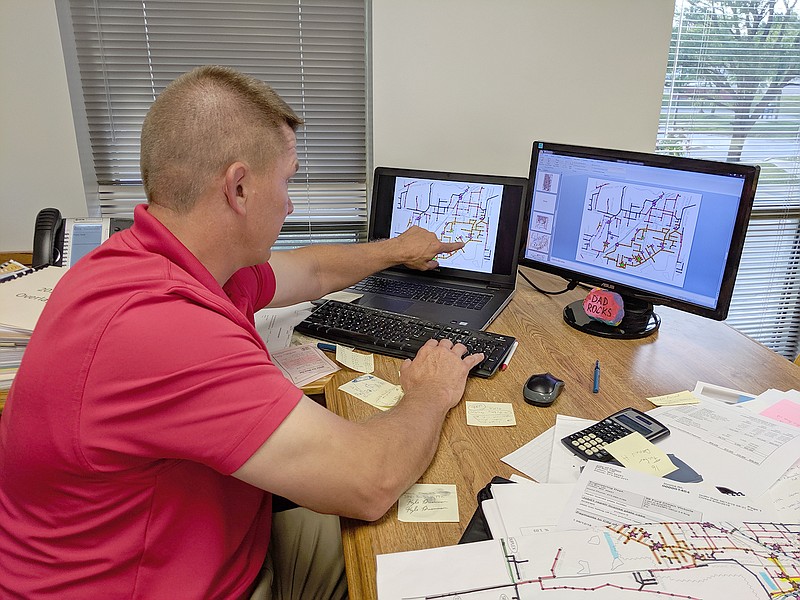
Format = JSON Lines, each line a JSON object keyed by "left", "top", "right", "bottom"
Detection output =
{"left": 577, "top": 178, "right": 701, "bottom": 288}
{"left": 418, "top": 522, "right": 800, "bottom": 600}
{"left": 391, "top": 178, "right": 503, "bottom": 273}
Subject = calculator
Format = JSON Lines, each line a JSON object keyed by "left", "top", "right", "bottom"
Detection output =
{"left": 561, "top": 407, "right": 670, "bottom": 462}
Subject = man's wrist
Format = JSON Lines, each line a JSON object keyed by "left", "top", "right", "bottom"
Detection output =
{"left": 373, "top": 236, "right": 408, "bottom": 268}
{"left": 398, "top": 386, "right": 455, "bottom": 417}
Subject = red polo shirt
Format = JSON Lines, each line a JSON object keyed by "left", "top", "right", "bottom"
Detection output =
{"left": 0, "top": 205, "right": 303, "bottom": 599}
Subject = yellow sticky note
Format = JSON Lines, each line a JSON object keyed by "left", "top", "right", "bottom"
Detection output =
{"left": 335, "top": 345, "right": 375, "bottom": 373}
{"left": 605, "top": 432, "right": 677, "bottom": 477}
{"left": 647, "top": 391, "right": 700, "bottom": 406}
{"left": 465, "top": 401, "right": 516, "bottom": 427}
{"left": 338, "top": 374, "right": 403, "bottom": 410}
{"left": 397, "top": 484, "right": 459, "bottom": 523}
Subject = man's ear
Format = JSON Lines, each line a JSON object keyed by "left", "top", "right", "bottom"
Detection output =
{"left": 223, "top": 162, "right": 248, "bottom": 216}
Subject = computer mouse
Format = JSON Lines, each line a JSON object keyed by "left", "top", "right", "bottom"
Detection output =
{"left": 523, "top": 373, "right": 564, "bottom": 407}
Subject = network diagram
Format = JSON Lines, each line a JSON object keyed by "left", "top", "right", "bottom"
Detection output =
{"left": 390, "top": 177, "right": 503, "bottom": 273}
{"left": 414, "top": 522, "right": 800, "bottom": 600}
{"left": 576, "top": 178, "right": 701, "bottom": 288}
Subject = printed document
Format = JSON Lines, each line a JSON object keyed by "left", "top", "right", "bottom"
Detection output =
{"left": 255, "top": 302, "right": 313, "bottom": 352}
{"left": 377, "top": 521, "right": 800, "bottom": 600}
{"left": 548, "top": 414, "right": 594, "bottom": 483}
{"left": 269, "top": 344, "right": 339, "bottom": 388}
{"left": 558, "top": 461, "right": 779, "bottom": 530}
{"left": 489, "top": 481, "right": 575, "bottom": 538}
{"left": 651, "top": 400, "right": 800, "bottom": 497}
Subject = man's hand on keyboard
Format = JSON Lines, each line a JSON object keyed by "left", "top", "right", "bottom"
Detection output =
{"left": 399, "top": 338, "right": 485, "bottom": 410}
{"left": 394, "top": 226, "right": 465, "bottom": 271}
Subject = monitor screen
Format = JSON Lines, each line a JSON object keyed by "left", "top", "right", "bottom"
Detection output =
{"left": 370, "top": 167, "right": 527, "bottom": 286}
{"left": 519, "top": 141, "right": 759, "bottom": 338}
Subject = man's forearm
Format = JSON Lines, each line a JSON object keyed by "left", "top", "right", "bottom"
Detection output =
{"left": 304, "top": 237, "right": 401, "bottom": 297}
{"left": 350, "top": 390, "right": 452, "bottom": 519}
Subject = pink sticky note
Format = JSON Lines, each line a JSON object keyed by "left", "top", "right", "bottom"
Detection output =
{"left": 760, "top": 399, "right": 800, "bottom": 428}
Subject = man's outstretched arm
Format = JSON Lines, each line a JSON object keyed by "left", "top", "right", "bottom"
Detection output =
{"left": 233, "top": 339, "right": 483, "bottom": 521}
{"left": 266, "top": 226, "right": 464, "bottom": 308}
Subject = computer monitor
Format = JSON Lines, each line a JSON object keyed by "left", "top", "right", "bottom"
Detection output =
{"left": 519, "top": 141, "right": 760, "bottom": 339}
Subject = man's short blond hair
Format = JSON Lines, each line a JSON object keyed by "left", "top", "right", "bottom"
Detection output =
{"left": 140, "top": 65, "right": 303, "bottom": 212}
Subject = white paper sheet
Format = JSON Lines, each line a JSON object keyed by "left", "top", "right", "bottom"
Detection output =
{"left": 547, "top": 415, "right": 594, "bottom": 483}
{"left": 558, "top": 461, "right": 779, "bottom": 530}
{"left": 500, "top": 426, "right": 554, "bottom": 482}
{"left": 481, "top": 498, "right": 506, "bottom": 539}
{"left": 490, "top": 481, "right": 575, "bottom": 538}
{"left": 501, "top": 416, "right": 593, "bottom": 484}
{"left": 255, "top": 302, "right": 314, "bottom": 352}
{"left": 650, "top": 400, "right": 800, "bottom": 497}
{"left": 768, "top": 458, "right": 800, "bottom": 521}
{"left": 377, "top": 521, "right": 800, "bottom": 600}
{"left": 376, "top": 539, "right": 511, "bottom": 600}
{"left": 692, "top": 380, "right": 756, "bottom": 404}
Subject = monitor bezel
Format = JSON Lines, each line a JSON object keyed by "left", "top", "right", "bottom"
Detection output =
{"left": 519, "top": 141, "right": 760, "bottom": 321}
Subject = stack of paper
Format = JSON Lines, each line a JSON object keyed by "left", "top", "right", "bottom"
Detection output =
{"left": 378, "top": 519, "right": 800, "bottom": 600}
{"left": 501, "top": 390, "right": 800, "bottom": 518}
{"left": 0, "top": 330, "right": 27, "bottom": 391}
{"left": 0, "top": 266, "right": 67, "bottom": 391}
{"left": 378, "top": 388, "right": 800, "bottom": 599}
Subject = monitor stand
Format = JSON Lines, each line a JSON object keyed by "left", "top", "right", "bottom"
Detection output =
{"left": 563, "top": 296, "right": 660, "bottom": 339}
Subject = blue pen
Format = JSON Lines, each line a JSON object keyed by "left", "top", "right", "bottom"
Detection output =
{"left": 317, "top": 342, "right": 337, "bottom": 352}
{"left": 593, "top": 360, "right": 601, "bottom": 393}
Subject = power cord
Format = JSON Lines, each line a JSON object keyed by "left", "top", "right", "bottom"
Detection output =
{"left": 518, "top": 268, "right": 578, "bottom": 296}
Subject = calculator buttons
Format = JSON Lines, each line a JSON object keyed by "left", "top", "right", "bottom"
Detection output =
{"left": 560, "top": 407, "right": 671, "bottom": 463}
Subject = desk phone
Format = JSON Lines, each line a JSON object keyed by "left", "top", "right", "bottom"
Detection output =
{"left": 562, "top": 407, "right": 670, "bottom": 462}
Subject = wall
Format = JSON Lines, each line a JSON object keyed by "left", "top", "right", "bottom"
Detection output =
{"left": 0, "top": 0, "right": 86, "bottom": 252}
{"left": 372, "top": 0, "right": 674, "bottom": 177}
{"left": 0, "top": 0, "right": 674, "bottom": 251}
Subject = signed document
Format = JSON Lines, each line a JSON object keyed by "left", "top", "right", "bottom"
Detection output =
{"left": 397, "top": 484, "right": 459, "bottom": 523}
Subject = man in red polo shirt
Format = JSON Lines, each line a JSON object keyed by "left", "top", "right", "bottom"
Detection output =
{"left": 0, "top": 66, "right": 483, "bottom": 599}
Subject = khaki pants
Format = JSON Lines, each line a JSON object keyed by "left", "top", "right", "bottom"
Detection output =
{"left": 249, "top": 508, "right": 348, "bottom": 600}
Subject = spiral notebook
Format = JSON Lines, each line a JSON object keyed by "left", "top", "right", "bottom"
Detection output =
{"left": 0, "top": 266, "right": 67, "bottom": 333}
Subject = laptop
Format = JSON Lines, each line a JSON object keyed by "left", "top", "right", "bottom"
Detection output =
{"left": 346, "top": 166, "right": 528, "bottom": 330}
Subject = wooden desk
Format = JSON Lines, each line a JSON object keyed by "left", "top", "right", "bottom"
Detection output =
{"left": 323, "top": 270, "right": 800, "bottom": 600}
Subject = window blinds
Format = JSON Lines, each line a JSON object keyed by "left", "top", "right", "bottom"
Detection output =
{"left": 64, "top": 0, "right": 368, "bottom": 248}
{"left": 658, "top": 0, "right": 800, "bottom": 359}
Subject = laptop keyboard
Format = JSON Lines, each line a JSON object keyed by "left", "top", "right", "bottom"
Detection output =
{"left": 295, "top": 300, "right": 515, "bottom": 378}
{"left": 350, "top": 275, "right": 492, "bottom": 310}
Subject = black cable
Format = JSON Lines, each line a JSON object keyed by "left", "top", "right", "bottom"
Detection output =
{"left": 518, "top": 268, "right": 578, "bottom": 296}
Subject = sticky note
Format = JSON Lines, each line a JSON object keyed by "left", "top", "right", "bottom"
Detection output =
{"left": 397, "top": 484, "right": 459, "bottom": 522}
{"left": 335, "top": 345, "right": 374, "bottom": 373}
{"left": 605, "top": 432, "right": 677, "bottom": 477}
{"left": 466, "top": 401, "right": 516, "bottom": 427}
{"left": 647, "top": 391, "right": 700, "bottom": 406}
{"left": 760, "top": 399, "right": 800, "bottom": 428}
{"left": 339, "top": 374, "right": 403, "bottom": 410}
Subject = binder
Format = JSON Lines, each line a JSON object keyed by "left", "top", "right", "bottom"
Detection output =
{"left": 0, "top": 266, "right": 67, "bottom": 333}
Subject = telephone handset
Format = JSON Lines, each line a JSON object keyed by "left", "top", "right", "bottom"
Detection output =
{"left": 32, "top": 208, "right": 133, "bottom": 268}
{"left": 32, "top": 208, "right": 64, "bottom": 267}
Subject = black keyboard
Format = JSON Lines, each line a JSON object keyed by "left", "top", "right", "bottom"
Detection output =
{"left": 350, "top": 275, "right": 492, "bottom": 310}
{"left": 295, "top": 300, "right": 515, "bottom": 378}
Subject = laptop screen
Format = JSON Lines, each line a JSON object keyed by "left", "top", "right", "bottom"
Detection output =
{"left": 371, "top": 167, "right": 527, "bottom": 285}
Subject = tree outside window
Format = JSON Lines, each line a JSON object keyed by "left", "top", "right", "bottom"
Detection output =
{"left": 659, "top": 0, "right": 800, "bottom": 359}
